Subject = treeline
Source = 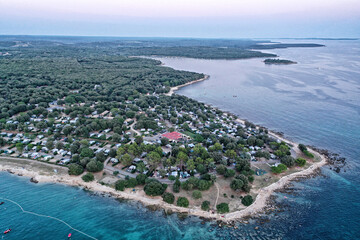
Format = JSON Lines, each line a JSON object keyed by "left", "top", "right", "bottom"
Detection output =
{"left": 0, "top": 48, "right": 203, "bottom": 119}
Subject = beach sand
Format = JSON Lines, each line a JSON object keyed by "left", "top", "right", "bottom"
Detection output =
{"left": 165, "top": 75, "right": 209, "bottom": 96}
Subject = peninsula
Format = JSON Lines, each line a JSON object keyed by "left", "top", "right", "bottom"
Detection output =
{"left": 0, "top": 37, "right": 328, "bottom": 221}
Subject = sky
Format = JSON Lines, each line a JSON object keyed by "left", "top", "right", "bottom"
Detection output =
{"left": 0, "top": 0, "right": 359, "bottom": 38}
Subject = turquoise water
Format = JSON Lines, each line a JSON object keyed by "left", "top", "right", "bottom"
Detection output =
{"left": 0, "top": 172, "right": 219, "bottom": 240}
{"left": 1, "top": 39, "right": 360, "bottom": 239}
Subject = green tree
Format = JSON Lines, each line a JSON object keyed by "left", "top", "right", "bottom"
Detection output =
{"left": 121, "top": 153, "right": 133, "bottom": 167}
{"left": 176, "top": 151, "right": 188, "bottom": 169}
{"left": 125, "top": 178, "right": 138, "bottom": 188}
{"left": 115, "top": 180, "right": 126, "bottom": 191}
{"left": 63, "top": 125, "right": 73, "bottom": 136}
{"left": 230, "top": 179, "right": 244, "bottom": 191}
{"left": 216, "top": 165, "right": 227, "bottom": 175}
{"left": 147, "top": 151, "right": 162, "bottom": 170}
{"left": 45, "top": 140, "right": 54, "bottom": 150}
{"left": 255, "top": 139, "right": 264, "bottom": 147}
{"left": 201, "top": 201, "right": 210, "bottom": 211}
{"left": 161, "top": 137, "right": 169, "bottom": 146}
{"left": 136, "top": 162, "right": 146, "bottom": 173}
{"left": 281, "top": 156, "right": 295, "bottom": 167}
{"left": 136, "top": 173, "right": 148, "bottom": 185}
{"left": 225, "top": 149, "right": 236, "bottom": 159}
{"left": 295, "top": 158, "right": 306, "bottom": 167}
{"left": 96, "top": 151, "right": 106, "bottom": 162}
{"left": 15, "top": 142, "right": 24, "bottom": 153}
{"left": 298, "top": 144, "right": 307, "bottom": 152}
{"left": 213, "top": 142, "right": 223, "bottom": 151}
{"left": 68, "top": 163, "right": 84, "bottom": 175}
{"left": 186, "top": 159, "right": 196, "bottom": 171}
{"left": 271, "top": 164, "right": 287, "bottom": 174}
{"left": 235, "top": 159, "right": 250, "bottom": 172}
{"left": 144, "top": 180, "right": 167, "bottom": 196}
{"left": 177, "top": 197, "right": 189, "bottom": 207}
{"left": 247, "top": 136, "right": 256, "bottom": 146}
{"left": 216, "top": 203, "right": 229, "bottom": 213}
{"left": 162, "top": 192, "right": 175, "bottom": 204}
{"left": 173, "top": 179, "right": 181, "bottom": 193}
{"left": 82, "top": 173, "right": 94, "bottom": 182}
{"left": 224, "top": 169, "right": 236, "bottom": 178}
{"left": 86, "top": 160, "right": 104, "bottom": 172}
{"left": 242, "top": 195, "right": 253, "bottom": 206}
{"left": 80, "top": 147, "right": 94, "bottom": 158}
{"left": 192, "top": 190, "right": 202, "bottom": 199}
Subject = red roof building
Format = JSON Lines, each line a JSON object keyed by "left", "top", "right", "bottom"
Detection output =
{"left": 161, "top": 132, "right": 183, "bottom": 141}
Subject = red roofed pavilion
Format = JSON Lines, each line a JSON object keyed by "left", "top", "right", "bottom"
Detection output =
{"left": 161, "top": 132, "right": 183, "bottom": 141}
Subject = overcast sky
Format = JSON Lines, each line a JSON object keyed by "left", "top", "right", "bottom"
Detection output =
{"left": 1, "top": 0, "right": 359, "bottom": 38}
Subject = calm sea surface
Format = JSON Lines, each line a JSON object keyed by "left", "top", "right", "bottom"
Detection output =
{"left": 1, "top": 39, "right": 360, "bottom": 239}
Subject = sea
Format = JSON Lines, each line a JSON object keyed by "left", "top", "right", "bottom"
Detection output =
{"left": 1, "top": 39, "right": 360, "bottom": 239}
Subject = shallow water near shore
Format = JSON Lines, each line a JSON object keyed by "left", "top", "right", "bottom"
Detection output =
{"left": 1, "top": 39, "right": 360, "bottom": 239}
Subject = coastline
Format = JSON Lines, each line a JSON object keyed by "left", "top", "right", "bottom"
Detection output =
{"left": 0, "top": 64, "right": 329, "bottom": 222}
{"left": 0, "top": 120, "right": 328, "bottom": 222}
{"left": 165, "top": 75, "right": 209, "bottom": 96}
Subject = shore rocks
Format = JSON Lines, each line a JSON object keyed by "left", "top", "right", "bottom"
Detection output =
{"left": 30, "top": 177, "right": 39, "bottom": 183}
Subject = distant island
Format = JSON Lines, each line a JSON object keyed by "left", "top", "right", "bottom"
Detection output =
{"left": 264, "top": 58, "right": 297, "bottom": 65}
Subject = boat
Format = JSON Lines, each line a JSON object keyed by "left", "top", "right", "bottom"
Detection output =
{"left": 68, "top": 233, "right": 72, "bottom": 238}
{"left": 4, "top": 229, "right": 11, "bottom": 234}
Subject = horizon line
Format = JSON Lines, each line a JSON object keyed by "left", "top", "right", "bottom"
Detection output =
{"left": 0, "top": 34, "right": 358, "bottom": 41}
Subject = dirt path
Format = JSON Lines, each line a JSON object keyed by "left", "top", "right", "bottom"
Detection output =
{"left": 129, "top": 121, "right": 141, "bottom": 136}
{"left": 214, "top": 182, "right": 220, "bottom": 208}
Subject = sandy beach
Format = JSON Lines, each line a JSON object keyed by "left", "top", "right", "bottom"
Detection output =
{"left": 165, "top": 75, "right": 209, "bottom": 96}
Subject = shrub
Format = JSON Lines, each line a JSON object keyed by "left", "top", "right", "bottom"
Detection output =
{"left": 201, "top": 201, "right": 210, "bottom": 211}
{"left": 192, "top": 190, "right": 202, "bottom": 199}
{"left": 136, "top": 173, "right": 148, "bottom": 185}
{"left": 168, "top": 175, "right": 176, "bottom": 181}
{"left": 82, "top": 173, "right": 94, "bottom": 182}
{"left": 248, "top": 175, "right": 254, "bottom": 183}
{"left": 295, "top": 158, "right": 307, "bottom": 167}
{"left": 173, "top": 179, "right": 181, "bottom": 193}
{"left": 230, "top": 179, "right": 244, "bottom": 191}
{"left": 304, "top": 150, "right": 314, "bottom": 158}
{"left": 162, "top": 192, "right": 175, "bottom": 204}
{"left": 125, "top": 178, "right": 138, "bottom": 188}
{"left": 144, "top": 180, "right": 167, "bottom": 196}
{"left": 271, "top": 164, "right": 287, "bottom": 174}
{"left": 242, "top": 195, "right": 254, "bottom": 206}
{"left": 177, "top": 197, "right": 189, "bottom": 207}
{"left": 198, "top": 180, "right": 212, "bottom": 191}
{"left": 182, "top": 177, "right": 199, "bottom": 191}
{"left": 298, "top": 144, "right": 307, "bottom": 152}
{"left": 242, "top": 184, "right": 251, "bottom": 193}
{"left": 216, "top": 165, "right": 227, "bottom": 175}
{"left": 224, "top": 169, "right": 236, "bottom": 178}
{"left": 281, "top": 156, "right": 295, "bottom": 167}
{"left": 115, "top": 180, "right": 126, "bottom": 191}
{"left": 235, "top": 159, "right": 250, "bottom": 172}
{"left": 216, "top": 203, "right": 229, "bottom": 213}
{"left": 68, "top": 163, "right": 84, "bottom": 175}
{"left": 86, "top": 160, "right": 104, "bottom": 172}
